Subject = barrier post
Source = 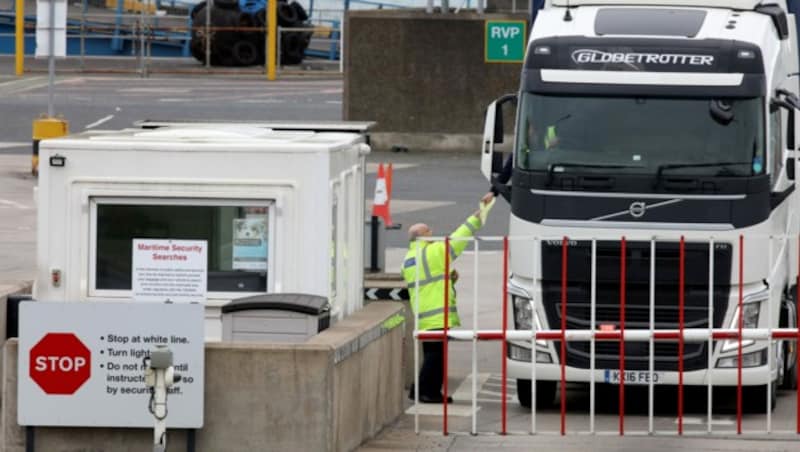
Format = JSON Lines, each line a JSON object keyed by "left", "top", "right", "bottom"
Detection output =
{"left": 443, "top": 236, "right": 450, "bottom": 436}
{"left": 15, "top": 0, "right": 24, "bottom": 76}
{"left": 590, "top": 239, "right": 597, "bottom": 433}
{"left": 678, "top": 236, "right": 685, "bottom": 435}
{"left": 797, "top": 235, "right": 800, "bottom": 434}
{"left": 501, "top": 236, "right": 508, "bottom": 435}
{"left": 619, "top": 236, "right": 626, "bottom": 435}
{"left": 267, "top": 0, "right": 277, "bottom": 80}
{"left": 560, "top": 236, "right": 568, "bottom": 435}
{"left": 707, "top": 239, "right": 715, "bottom": 434}
{"left": 737, "top": 234, "right": 744, "bottom": 434}
{"left": 648, "top": 239, "right": 656, "bottom": 434}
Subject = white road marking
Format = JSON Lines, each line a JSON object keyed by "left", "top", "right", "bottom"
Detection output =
{"left": 0, "top": 199, "right": 32, "bottom": 210}
{"left": 158, "top": 98, "right": 191, "bottom": 102}
{"left": 119, "top": 87, "right": 192, "bottom": 94}
{"left": 85, "top": 115, "right": 114, "bottom": 129}
{"left": 677, "top": 417, "right": 735, "bottom": 426}
{"left": 453, "top": 372, "right": 493, "bottom": 400}
{"left": 237, "top": 99, "right": 286, "bottom": 104}
{"left": 0, "top": 142, "right": 28, "bottom": 149}
{"left": 326, "top": 100, "right": 342, "bottom": 104}
{"left": 405, "top": 374, "right": 487, "bottom": 417}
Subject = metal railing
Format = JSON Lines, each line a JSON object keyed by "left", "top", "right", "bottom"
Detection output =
{"left": 410, "top": 233, "right": 800, "bottom": 436}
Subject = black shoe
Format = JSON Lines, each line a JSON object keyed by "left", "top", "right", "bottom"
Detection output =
{"left": 418, "top": 394, "right": 454, "bottom": 404}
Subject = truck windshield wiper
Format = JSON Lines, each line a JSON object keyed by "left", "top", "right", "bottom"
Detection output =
{"left": 654, "top": 161, "right": 752, "bottom": 187}
{"left": 546, "top": 162, "right": 641, "bottom": 186}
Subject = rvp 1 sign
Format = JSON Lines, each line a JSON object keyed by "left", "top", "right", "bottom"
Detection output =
{"left": 485, "top": 20, "right": 527, "bottom": 63}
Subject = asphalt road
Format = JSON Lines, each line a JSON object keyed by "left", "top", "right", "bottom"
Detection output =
{"left": 0, "top": 70, "right": 797, "bottom": 451}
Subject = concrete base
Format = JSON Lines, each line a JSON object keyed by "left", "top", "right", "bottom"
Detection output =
{"left": 0, "top": 283, "right": 406, "bottom": 452}
{"left": 370, "top": 132, "right": 483, "bottom": 153}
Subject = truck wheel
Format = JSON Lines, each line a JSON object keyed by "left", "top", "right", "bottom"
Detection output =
{"left": 782, "top": 342, "right": 798, "bottom": 390}
{"left": 742, "top": 383, "right": 778, "bottom": 413}
{"left": 517, "top": 379, "right": 556, "bottom": 409}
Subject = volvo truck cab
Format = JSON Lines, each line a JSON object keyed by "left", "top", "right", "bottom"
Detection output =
{"left": 481, "top": 0, "right": 800, "bottom": 411}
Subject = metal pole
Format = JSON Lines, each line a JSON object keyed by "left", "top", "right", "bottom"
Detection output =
{"left": 205, "top": 0, "right": 212, "bottom": 69}
{"left": 477, "top": 0, "right": 484, "bottom": 14}
{"left": 589, "top": 239, "right": 597, "bottom": 433}
{"left": 471, "top": 238, "right": 479, "bottom": 435}
{"left": 707, "top": 239, "right": 714, "bottom": 434}
{"left": 426, "top": 0, "right": 433, "bottom": 14}
{"left": 15, "top": 0, "right": 24, "bottom": 76}
{"left": 267, "top": 0, "right": 277, "bottom": 80}
{"left": 442, "top": 0, "right": 449, "bottom": 13}
{"left": 80, "top": 0, "right": 86, "bottom": 71}
{"left": 47, "top": 0, "right": 56, "bottom": 117}
{"left": 370, "top": 216, "right": 379, "bottom": 272}
{"left": 339, "top": 17, "right": 344, "bottom": 74}
{"left": 139, "top": 1, "right": 146, "bottom": 77}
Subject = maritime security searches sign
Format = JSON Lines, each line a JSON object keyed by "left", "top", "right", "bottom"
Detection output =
{"left": 485, "top": 20, "right": 527, "bottom": 63}
{"left": 18, "top": 302, "right": 204, "bottom": 427}
{"left": 132, "top": 239, "right": 208, "bottom": 303}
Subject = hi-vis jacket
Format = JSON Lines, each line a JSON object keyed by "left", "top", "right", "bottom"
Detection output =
{"left": 401, "top": 215, "right": 483, "bottom": 331}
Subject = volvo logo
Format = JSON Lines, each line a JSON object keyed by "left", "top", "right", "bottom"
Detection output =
{"left": 629, "top": 202, "right": 647, "bottom": 218}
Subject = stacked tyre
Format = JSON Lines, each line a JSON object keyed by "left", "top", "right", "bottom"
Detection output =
{"left": 190, "top": 0, "right": 312, "bottom": 67}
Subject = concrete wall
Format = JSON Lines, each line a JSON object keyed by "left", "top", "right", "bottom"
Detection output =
{"left": 343, "top": 10, "right": 527, "bottom": 151}
{"left": 0, "top": 289, "right": 406, "bottom": 452}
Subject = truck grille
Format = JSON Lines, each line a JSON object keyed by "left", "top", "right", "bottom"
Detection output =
{"left": 541, "top": 240, "right": 731, "bottom": 372}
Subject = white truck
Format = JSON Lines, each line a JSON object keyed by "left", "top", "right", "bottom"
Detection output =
{"left": 34, "top": 121, "right": 372, "bottom": 340}
{"left": 481, "top": 0, "right": 800, "bottom": 411}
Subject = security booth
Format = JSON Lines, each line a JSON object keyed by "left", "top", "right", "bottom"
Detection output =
{"left": 34, "top": 122, "right": 373, "bottom": 340}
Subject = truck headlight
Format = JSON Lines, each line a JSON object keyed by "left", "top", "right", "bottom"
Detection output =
{"left": 716, "top": 348, "right": 767, "bottom": 368}
{"left": 721, "top": 301, "right": 761, "bottom": 353}
{"left": 513, "top": 296, "right": 533, "bottom": 330}
{"left": 508, "top": 343, "right": 552, "bottom": 363}
{"left": 512, "top": 296, "right": 546, "bottom": 346}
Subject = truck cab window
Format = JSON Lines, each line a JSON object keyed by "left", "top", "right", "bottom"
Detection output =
{"left": 515, "top": 93, "right": 765, "bottom": 179}
{"left": 770, "top": 109, "right": 783, "bottom": 186}
{"left": 94, "top": 201, "right": 271, "bottom": 293}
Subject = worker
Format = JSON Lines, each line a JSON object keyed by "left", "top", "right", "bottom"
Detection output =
{"left": 483, "top": 119, "right": 559, "bottom": 202}
{"left": 401, "top": 199, "right": 490, "bottom": 403}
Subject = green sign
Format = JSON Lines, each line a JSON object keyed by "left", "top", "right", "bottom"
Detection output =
{"left": 485, "top": 20, "right": 527, "bottom": 63}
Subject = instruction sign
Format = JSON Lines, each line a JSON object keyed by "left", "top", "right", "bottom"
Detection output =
{"left": 35, "top": 0, "right": 67, "bottom": 58}
{"left": 18, "top": 301, "right": 204, "bottom": 427}
{"left": 132, "top": 239, "right": 207, "bottom": 303}
{"left": 485, "top": 20, "right": 527, "bottom": 63}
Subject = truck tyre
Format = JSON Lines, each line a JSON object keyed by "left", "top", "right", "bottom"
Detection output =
{"left": 233, "top": 40, "right": 259, "bottom": 66}
{"left": 742, "top": 383, "right": 778, "bottom": 413}
{"left": 213, "top": 0, "right": 239, "bottom": 9}
{"left": 782, "top": 342, "right": 798, "bottom": 390}
{"left": 517, "top": 379, "right": 556, "bottom": 409}
{"left": 277, "top": 1, "right": 299, "bottom": 27}
{"left": 289, "top": 1, "right": 309, "bottom": 22}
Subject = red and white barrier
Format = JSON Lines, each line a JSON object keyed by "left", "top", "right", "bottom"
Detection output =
{"left": 411, "top": 234, "right": 800, "bottom": 437}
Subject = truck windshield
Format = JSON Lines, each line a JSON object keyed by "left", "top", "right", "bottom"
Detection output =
{"left": 515, "top": 93, "right": 766, "bottom": 178}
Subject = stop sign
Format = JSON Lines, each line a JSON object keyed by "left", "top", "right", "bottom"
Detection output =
{"left": 29, "top": 333, "right": 91, "bottom": 395}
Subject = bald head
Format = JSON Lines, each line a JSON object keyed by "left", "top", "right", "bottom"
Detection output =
{"left": 408, "top": 223, "right": 432, "bottom": 241}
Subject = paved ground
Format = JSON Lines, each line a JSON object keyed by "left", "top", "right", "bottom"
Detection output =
{"left": 0, "top": 71, "right": 797, "bottom": 450}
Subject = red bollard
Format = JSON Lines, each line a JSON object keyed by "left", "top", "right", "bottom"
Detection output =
{"left": 443, "top": 237, "right": 450, "bottom": 436}
{"left": 678, "top": 236, "right": 685, "bottom": 435}
{"left": 560, "top": 236, "right": 568, "bottom": 435}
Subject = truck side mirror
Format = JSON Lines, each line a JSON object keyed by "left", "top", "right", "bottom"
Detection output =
{"left": 481, "top": 93, "right": 518, "bottom": 180}
{"left": 787, "top": 157, "right": 795, "bottom": 180}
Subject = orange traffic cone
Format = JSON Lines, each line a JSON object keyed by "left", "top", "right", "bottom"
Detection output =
{"left": 372, "top": 163, "right": 393, "bottom": 227}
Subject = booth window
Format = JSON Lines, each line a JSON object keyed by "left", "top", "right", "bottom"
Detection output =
{"left": 93, "top": 200, "right": 271, "bottom": 293}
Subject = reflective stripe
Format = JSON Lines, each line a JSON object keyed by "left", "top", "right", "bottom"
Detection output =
{"left": 407, "top": 274, "right": 444, "bottom": 289}
{"left": 421, "top": 245, "right": 433, "bottom": 280}
{"left": 449, "top": 244, "right": 457, "bottom": 260}
{"left": 463, "top": 221, "right": 477, "bottom": 235}
{"left": 403, "top": 257, "right": 416, "bottom": 269}
{"left": 418, "top": 305, "right": 459, "bottom": 320}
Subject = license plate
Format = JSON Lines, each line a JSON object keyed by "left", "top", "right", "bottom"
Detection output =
{"left": 603, "top": 369, "right": 663, "bottom": 385}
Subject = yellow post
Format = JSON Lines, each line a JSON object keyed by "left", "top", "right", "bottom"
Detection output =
{"left": 15, "top": 0, "right": 24, "bottom": 76}
{"left": 32, "top": 117, "right": 69, "bottom": 176}
{"left": 267, "top": 0, "right": 277, "bottom": 81}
